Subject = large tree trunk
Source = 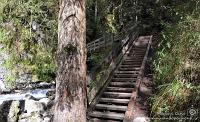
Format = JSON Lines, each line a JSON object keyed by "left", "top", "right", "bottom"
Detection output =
{"left": 54, "top": 0, "right": 87, "bottom": 122}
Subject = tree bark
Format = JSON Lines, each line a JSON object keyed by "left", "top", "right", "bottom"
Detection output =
{"left": 54, "top": 0, "right": 87, "bottom": 122}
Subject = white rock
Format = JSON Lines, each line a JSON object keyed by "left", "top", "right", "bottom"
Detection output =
{"left": 0, "top": 80, "right": 6, "bottom": 91}
{"left": 19, "top": 112, "right": 43, "bottom": 122}
{"left": 42, "top": 117, "right": 51, "bottom": 122}
{"left": 25, "top": 95, "right": 45, "bottom": 113}
{"left": 132, "top": 117, "right": 150, "bottom": 122}
{"left": 39, "top": 98, "right": 50, "bottom": 106}
{"left": 7, "top": 101, "right": 20, "bottom": 122}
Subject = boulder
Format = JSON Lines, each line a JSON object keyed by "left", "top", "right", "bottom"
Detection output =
{"left": 46, "top": 90, "right": 55, "bottom": 100}
{"left": 24, "top": 94, "right": 45, "bottom": 114}
{"left": 0, "top": 80, "right": 6, "bottom": 92}
{"left": 0, "top": 101, "right": 5, "bottom": 121}
{"left": 0, "top": 100, "right": 13, "bottom": 122}
{"left": 132, "top": 117, "right": 150, "bottom": 122}
{"left": 39, "top": 98, "right": 50, "bottom": 106}
{"left": 42, "top": 116, "right": 51, "bottom": 122}
{"left": 7, "top": 101, "right": 20, "bottom": 122}
{"left": 18, "top": 112, "right": 43, "bottom": 122}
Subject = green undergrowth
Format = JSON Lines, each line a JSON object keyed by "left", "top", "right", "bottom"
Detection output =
{"left": 0, "top": 0, "right": 58, "bottom": 86}
{"left": 151, "top": 1, "right": 200, "bottom": 119}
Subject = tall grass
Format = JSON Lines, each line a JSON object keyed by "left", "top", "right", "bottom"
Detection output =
{"left": 151, "top": 1, "right": 200, "bottom": 117}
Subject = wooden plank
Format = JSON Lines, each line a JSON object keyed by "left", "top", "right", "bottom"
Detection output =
{"left": 99, "top": 98, "right": 130, "bottom": 104}
{"left": 114, "top": 74, "right": 138, "bottom": 78}
{"left": 95, "top": 104, "right": 127, "bottom": 111}
{"left": 118, "top": 67, "right": 141, "bottom": 71}
{"left": 89, "top": 111, "right": 124, "bottom": 120}
{"left": 122, "top": 62, "right": 142, "bottom": 65}
{"left": 120, "top": 65, "right": 141, "bottom": 68}
{"left": 90, "top": 118, "right": 121, "bottom": 122}
{"left": 103, "top": 92, "right": 132, "bottom": 98}
{"left": 106, "top": 87, "right": 134, "bottom": 92}
{"left": 112, "top": 78, "right": 137, "bottom": 82}
{"left": 109, "top": 82, "right": 136, "bottom": 87}
{"left": 115, "top": 71, "right": 139, "bottom": 74}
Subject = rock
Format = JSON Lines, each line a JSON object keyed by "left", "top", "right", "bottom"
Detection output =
{"left": 132, "top": 117, "right": 150, "bottom": 122}
{"left": 0, "top": 46, "right": 9, "bottom": 91}
{"left": 25, "top": 95, "right": 45, "bottom": 113}
{"left": 16, "top": 73, "right": 32, "bottom": 84}
{"left": 0, "top": 80, "right": 6, "bottom": 92}
{"left": 0, "top": 101, "right": 5, "bottom": 121}
{"left": 7, "top": 101, "right": 20, "bottom": 122}
{"left": 46, "top": 90, "right": 55, "bottom": 100}
{"left": 42, "top": 117, "right": 51, "bottom": 122}
{"left": 19, "top": 112, "right": 43, "bottom": 122}
{"left": 39, "top": 98, "right": 50, "bottom": 106}
{"left": 0, "top": 100, "right": 13, "bottom": 122}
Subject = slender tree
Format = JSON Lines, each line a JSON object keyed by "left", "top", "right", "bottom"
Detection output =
{"left": 54, "top": 0, "right": 87, "bottom": 121}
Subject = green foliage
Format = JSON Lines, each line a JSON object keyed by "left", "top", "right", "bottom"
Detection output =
{"left": 0, "top": 0, "right": 58, "bottom": 84}
{"left": 89, "top": 71, "right": 104, "bottom": 90}
{"left": 151, "top": 0, "right": 200, "bottom": 117}
{"left": 86, "top": 0, "right": 138, "bottom": 42}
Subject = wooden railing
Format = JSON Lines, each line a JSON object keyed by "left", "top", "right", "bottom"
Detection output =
{"left": 86, "top": 22, "right": 141, "bottom": 53}
{"left": 87, "top": 35, "right": 113, "bottom": 53}
{"left": 124, "top": 36, "right": 153, "bottom": 121}
{"left": 87, "top": 23, "right": 141, "bottom": 111}
{"left": 87, "top": 37, "right": 104, "bottom": 52}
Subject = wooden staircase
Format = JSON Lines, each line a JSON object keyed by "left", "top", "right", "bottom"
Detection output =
{"left": 88, "top": 36, "right": 152, "bottom": 122}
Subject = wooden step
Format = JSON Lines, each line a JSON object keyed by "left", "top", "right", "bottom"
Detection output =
{"left": 120, "top": 65, "right": 141, "bottom": 68}
{"left": 128, "top": 54, "right": 145, "bottom": 57}
{"left": 99, "top": 98, "right": 130, "bottom": 104}
{"left": 131, "top": 46, "right": 147, "bottom": 49}
{"left": 118, "top": 67, "right": 141, "bottom": 71}
{"left": 114, "top": 73, "right": 138, "bottom": 78}
{"left": 126, "top": 56, "right": 144, "bottom": 59}
{"left": 128, "top": 50, "right": 145, "bottom": 52}
{"left": 130, "top": 48, "right": 146, "bottom": 50}
{"left": 90, "top": 118, "right": 121, "bottom": 122}
{"left": 124, "top": 59, "right": 143, "bottom": 62}
{"left": 127, "top": 54, "right": 144, "bottom": 56}
{"left": 115, "top": 71, "right": 139, "bottom": 74}
{"left": 106, "top": 87, "right": 134, "bottom": 92}
{"left": 89, "top": 111, "right": 124, "bottom": 120}
{"left": 125, "top": 57, "right": 144, "bottom": 60}
{"left": 109, "top": 82, "right": 135, "bottom": 87}
{"left": 128, "top": 51, "right": 146, "bottom": 53}
{"left": 131, "top": 47, "right": 146, "bottom": 49}
{"left": 122, "top": 60, "right": 141, "bottom": 63}
{"left": 103, "top": 92, "right": 132, "bottom": 98}
{"left": 112, "top": 78, "right": 137, "bottom": 82}
{"left": 121, "top": 62, "right": 143, "bottom": 65}
{"left": 122, "top": 62, "right": 142, "bottom": 65}
{"left": 95, "top": 104, "right": 127, "bottom": 111}
{"left": 127, "top": 54, "right": 144, "bottom": 57}
{"left": 129, "top": 52, "right": 146, "bottom": 54}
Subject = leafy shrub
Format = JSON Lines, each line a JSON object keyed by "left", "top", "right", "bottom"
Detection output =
{"left": 0, "top": 0, "right": 58, "bottom": 84}
{"left": 152, "top": 1, "right": 200, "bottom": 117}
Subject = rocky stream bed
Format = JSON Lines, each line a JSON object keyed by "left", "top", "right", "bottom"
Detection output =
{"left": 0, "top": 81, "right": 55, "bottom": 122}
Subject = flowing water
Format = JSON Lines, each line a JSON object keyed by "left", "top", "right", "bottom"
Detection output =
{"left": 0, "top": 89, "right": 54, "bottom": 103}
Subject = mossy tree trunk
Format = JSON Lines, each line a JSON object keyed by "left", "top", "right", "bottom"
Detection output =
{"left": 54, "top": 0, "right": 87, "bottom": 122}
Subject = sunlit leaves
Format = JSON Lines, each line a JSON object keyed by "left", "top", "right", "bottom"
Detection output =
{"left": 0, "top": 0, "right": 58, "bottom": 84}
{"left": 151, "top": 0, "right": 200, "bottom": 117}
